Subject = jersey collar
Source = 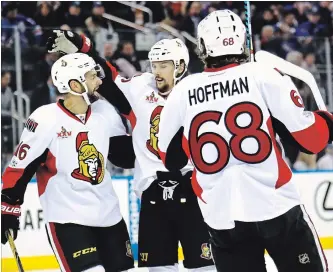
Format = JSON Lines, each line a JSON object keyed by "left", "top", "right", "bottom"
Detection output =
{"left": 57, "top": 99, "right": 91, "bottom": 125}
{"left": 204, "top": 63, "right": 239, "bottom": 72}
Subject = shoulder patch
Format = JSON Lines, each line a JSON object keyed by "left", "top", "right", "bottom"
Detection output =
{"left": 24, "top": 118, "right": 39, "bottom": 132}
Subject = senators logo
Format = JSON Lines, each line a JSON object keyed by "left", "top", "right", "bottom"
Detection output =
{"left": 200, "top": 243, "right": 212, "bottom": 260}
{"left": 146, "top": 106, "right": 163, "bottom": 159}
{"left": 125, "top": 240, "right": 133, "bottom": 258}
{"left": 71, "top": 132, "right": 105, "bottom": 184}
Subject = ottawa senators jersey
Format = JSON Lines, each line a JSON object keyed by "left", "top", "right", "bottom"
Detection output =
{"left": 2, "top": 99, "right": 127, "bottom": 227}
{"left": 158, "top": 62, "right": 333, "bottom": 230}
{"left": 112, "top": 73, "right": 193, "bottom": 193}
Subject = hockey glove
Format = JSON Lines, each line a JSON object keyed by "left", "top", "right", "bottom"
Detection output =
{"left": 1, "top": 194, "right": 21, "bottom": 245}
{"left": 316, "top": 110, "right": 333, "bottom": 142}
{"left": 46, "top": 30, "right": 92, "bottom": 54}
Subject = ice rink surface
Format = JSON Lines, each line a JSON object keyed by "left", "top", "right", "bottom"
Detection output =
{"left": 31, "top": 250, "right": 333, "bottom": 272}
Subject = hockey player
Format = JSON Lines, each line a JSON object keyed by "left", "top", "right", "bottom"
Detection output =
{"left": 47, "top": 31, "right": 216, "bottom": 272}
{"left": 1, "top": 53, "right": 135, "bottom": 272}
{"left": 157, "top": 10, "right": 333, "bottom": 272}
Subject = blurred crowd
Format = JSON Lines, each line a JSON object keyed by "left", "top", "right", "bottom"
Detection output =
{"left": 1, "top": 1, "right": 333, "bottom": 172}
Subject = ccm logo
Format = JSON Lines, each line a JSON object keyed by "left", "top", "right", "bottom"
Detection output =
{"left": 73, "top": 247, "right": 97, "bottom": 258}
{"left": 1, "top": 205, "right": 21, "bottom": 215}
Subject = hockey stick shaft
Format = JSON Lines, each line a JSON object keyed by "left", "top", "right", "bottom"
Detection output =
{"left": 6, "top": 230, "right": 25, "bottom": 272}
{"left": 244, "top": 1, "right": 254, "bottom": 62}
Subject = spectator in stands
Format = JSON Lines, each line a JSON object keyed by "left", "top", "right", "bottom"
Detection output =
{"left": 35, "top": 52, "right": 59, "bottom": 86}
{"left": 1, "top": 71, "right": 13, "bottom": 117}
{"left": 34, "top": 2, "right": 58, "bottom": 28}
{"left": 270, "top": 4, "right": 284, "bottom": 22}
{"left": 296, "top": 6, "right": 329, "bottom": 37}
{"left": 286, "top": 50, "right": 303, "bottom": 66}
{"left": 293, "top": 152, "right": 317, "bottom": 171}
{"left": 181, "top": 2, "right": 203, "bottom": 37}
{"left": 85, "top": 1, "right": 119, "bottom": 57}
{"left": 318, "top": 1, "right": 333, "bottom": 34}
{"left": 142, "top": 2, "right": 166, "bottom": 23}
{"left": 162, "top": 2, "right": 184, "bottom": 29}
{"left": 1, "top": 2, "right": 42, "bottom": 48}
{"left": 113, "top": 41, "right": 141, "bottom": 78}
{"left": 204, "top": 2, "right": 219, "bottom": 15}
{"left": 64, "top": 1, "right": 87, "bottom": 29}
{"left": 317, "top": 144, "right": 333, "bottom": 170}
{"left": 34, "top": 2, "right": 58, "bottom": 45}
{"left": 275, "top": 10, "right": 298, "bottom": 36}
{"left": 284, "top": 2, "right": 312, "bottom": 25}
{"left": 253, "top": 8, "right": 277, "bottom": 35}
{"left": 30, "top": 75, "right": 59, "bottom": 112}
{"left": 260, "top": 25, "right": 285, "bottom": 57}
{"left": 104, "top": 43, "right": 115, "bottom": 62}
{"left": 1, "top": 71, "right": 14, "bottom": 160}
{"left": 302, "top": 52, "right": 321, "bottom": 83}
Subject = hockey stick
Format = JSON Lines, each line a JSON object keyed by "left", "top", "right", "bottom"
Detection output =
{"left": 244, "top": 1, "right": 254, "bottom": 62}
{"left": 6, "top": 230, "right": 25, "bottom": 272}
{"left": 255, "top": 50, "right": 327, "bottom": 111}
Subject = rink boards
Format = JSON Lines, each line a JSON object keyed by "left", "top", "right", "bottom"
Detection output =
{"left": 2, "top": 172, "right": 333, "bottom": 271}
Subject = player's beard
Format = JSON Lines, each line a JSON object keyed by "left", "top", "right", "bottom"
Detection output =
{"left": 156, "top": 82, "right": 170, "bottom": 96}
{"left": 88, "top": 91, "right": 99, "bottom": 103}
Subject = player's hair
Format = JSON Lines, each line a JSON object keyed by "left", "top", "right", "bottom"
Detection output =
{"left": 200, "top": 53, "right": 248, "bottom": 69}
{"left": 198, "top": 36, "right": 249, "bottom": 68}
{"left": 176, "top": 60, "right": 186, "bottom": 77}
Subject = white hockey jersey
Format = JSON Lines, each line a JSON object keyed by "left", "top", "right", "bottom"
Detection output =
{"left": 158, "top": 63, "right": 332, "bottom": 230}
{"left": 2, "top": 99, "right": 127, "bottom": 227}
{"left": 113, "top": 73, "right": 193, "bottom": 194}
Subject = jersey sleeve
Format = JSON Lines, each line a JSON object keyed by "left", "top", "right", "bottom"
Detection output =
{"left": 108, "top": 136, "right": 135, "bottom": 169}
{"left": 97, "top": 100, "right": 136, "bottom": 169}
{"left": 99, "top": 100, "right": 127, "bottom": 138}
{"left": 1, "top": 106, "right": 54, "bottom": 204}
{"left": 258, "top": 67, "right": 333, "bottom": 154}
{"left": 158, "top": 85, "right": 188, "bottom": 171}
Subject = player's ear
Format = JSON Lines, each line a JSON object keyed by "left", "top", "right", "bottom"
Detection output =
{"left": 69, "top": 79, "right": 82, "bottom": 94}
{"left": 176, "top": 60, "right": 186, "bottom": 77}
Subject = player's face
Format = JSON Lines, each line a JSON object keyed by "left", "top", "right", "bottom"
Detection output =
{"left": 151, "top": 61, "right": 175, "bottom": 94}
{"left": 85, "top": 70, "right": 102, "bottom": 95}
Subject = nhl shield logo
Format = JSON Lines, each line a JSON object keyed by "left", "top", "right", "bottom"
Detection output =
{"left": 299, "top": 253, "right": 310, "bottom": 264}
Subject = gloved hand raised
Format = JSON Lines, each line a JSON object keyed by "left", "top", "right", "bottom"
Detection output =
{"left": 46, "top": 30, "right": 92, "bottom": 54}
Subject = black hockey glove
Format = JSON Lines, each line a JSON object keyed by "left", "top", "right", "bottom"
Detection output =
{"left": 46, "top": 30, "right": 92, "bottom": 54}
{"left": 1, "top": 194, "right": 21, "bottom": 245}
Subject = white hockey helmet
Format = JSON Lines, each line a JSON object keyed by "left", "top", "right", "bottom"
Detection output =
{"left": 197, "top": 10, "right": 247, "bottom": 58}
{"left": 148, "top": 38, "right": 189, "bottom": 81}
{"left": 51, "top": 53, "right": 103, "bottom": 105}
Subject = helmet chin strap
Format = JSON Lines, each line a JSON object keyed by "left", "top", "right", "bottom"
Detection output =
{"left": 81, "top": 82, "right": 91, "bottom": 106}
{"left": 68, "top": 82, "right": 91, "bottom": 106}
